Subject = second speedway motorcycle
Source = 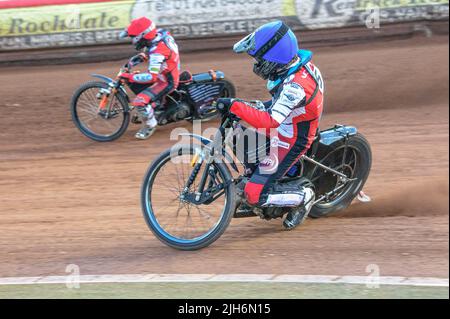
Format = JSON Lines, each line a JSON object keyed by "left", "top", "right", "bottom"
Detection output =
{"left": 70, "top": 62, "right": 236, "bottom": 142}
{"left": 141, "top": 110, "right": 372, "bottom": 250}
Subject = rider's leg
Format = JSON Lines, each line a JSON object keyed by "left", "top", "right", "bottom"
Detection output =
{"left": 135, "top": 73, "right": 179, "bottom": 140}
{"left": 283, "top": 187, "right": 315, "bottom": 230}
{"left": 131, "top": 91, "right": 157, "bottom": 140}
{"left": 244, "top": 120, "right": 319, "bottom": 228}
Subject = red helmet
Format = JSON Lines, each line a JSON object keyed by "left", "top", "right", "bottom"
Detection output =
{"left": 120, "top": 17, "right": 157, "bottom": 50}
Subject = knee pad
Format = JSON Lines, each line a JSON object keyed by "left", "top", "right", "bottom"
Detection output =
{"left": 132, "top": 94, "right": 151, "bottom": 107}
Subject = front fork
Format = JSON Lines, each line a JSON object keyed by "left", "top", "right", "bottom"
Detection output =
{"left": 184, "top": 159, "right": 210, "bottom": 201}
{"left": 181, "top": 153, "right": 221, "bottom": 205}
{"left": 181, "top": 120, "right": 231, "bottom": 204}
{"left": 98, "top": 75, "right": 125, "bottom": 118}
{"left": 97, "top": 86, "right": 116, "bottom": 117}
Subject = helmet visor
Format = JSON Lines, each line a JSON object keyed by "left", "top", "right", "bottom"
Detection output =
{"left": 233, "top": 32, "right": 256, "bottom": 54}
{"left": 119, "top": 30, "right": 129, "bottom": 39}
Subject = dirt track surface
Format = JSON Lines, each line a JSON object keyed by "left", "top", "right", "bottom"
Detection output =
{"left": 0, "top": 35, "right": 448, "bottom": 278}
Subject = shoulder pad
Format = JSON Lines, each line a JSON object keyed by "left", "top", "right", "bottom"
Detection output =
{"left": 279, "top": 81, "right": 306, "bottom": 105}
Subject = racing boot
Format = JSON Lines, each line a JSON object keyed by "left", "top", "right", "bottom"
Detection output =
{"left": 135, "top": 117, "right": 157, "bottom": 140}
{"left": 283, "top": 187, "right": 315, "bottom": 230}
{"left": 135, "top": 105, "right": 157, "bottom": 140}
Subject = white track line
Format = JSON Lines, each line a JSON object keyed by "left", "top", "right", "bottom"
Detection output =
{"left": 0, "top": 274, "right": 448, "bottom": 287}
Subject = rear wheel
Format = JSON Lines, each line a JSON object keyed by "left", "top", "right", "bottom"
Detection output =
{"left": 308, "top": 133, "right": 372, "bottom": 218}
{"left": 71, "top": 81, "right": 130, "bottom": 142}
{"left": 218, "top": 79, "right": 236, "bottom": 99}
{"left": 196, "top": 79, "right": 237, "bottom": 122}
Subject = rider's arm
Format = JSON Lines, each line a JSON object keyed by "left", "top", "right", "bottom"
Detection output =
{"left": 230, "top": 100, "right": 280, "bottom": 129}
{"left": 148, "top": 51, "right": 166, "bottom": 75}
{"left": 248, "top": 100, "right": 272, "bottom": 111}
{"left": 230, "top": 82, "right": 306, "bottom": 129}
{"left": 124, "top": 44, "right": 169, "bottom": 84}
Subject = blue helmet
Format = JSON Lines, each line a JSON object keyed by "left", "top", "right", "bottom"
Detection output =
{"left": 234, "top": 21, "right": 299, "bottom": 80}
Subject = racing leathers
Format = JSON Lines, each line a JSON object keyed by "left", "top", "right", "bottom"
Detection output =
{"left": 121, "top": 29, "right": 180, "bottom": 129}
{"left": 230, "top": 57, "right": 324, "bottom": 207}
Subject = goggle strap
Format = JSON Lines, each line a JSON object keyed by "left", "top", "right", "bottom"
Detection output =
{"left": 133, "top": 23, "right": 156, "bottom": 43}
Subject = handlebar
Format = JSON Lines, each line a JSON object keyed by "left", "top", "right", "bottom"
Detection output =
{"left": 114, "top": 62, "right": 133, "bottom": 86}
{"left": 211, "top": 100, "right": 240, "bottom": 124}
{"left": 115, "top": 53, "right": 146, "bottom": 83}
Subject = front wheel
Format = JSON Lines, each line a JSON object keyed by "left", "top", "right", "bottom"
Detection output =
{"left": 71, "top": 81, "right": 130, "bottom": 142}
{"left": 141, "top": 145, "right": 236, "bottom": 250}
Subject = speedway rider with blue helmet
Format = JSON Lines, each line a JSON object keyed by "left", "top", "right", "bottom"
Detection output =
{"left": 216, "top": 21, "right": 325, "bottom": 230}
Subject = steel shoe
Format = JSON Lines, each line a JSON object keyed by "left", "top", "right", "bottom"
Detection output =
{"left": 135, "top": 126, "right": 157, "bottom": 140}
{"left": 283, "top": 188, "right": 315, "bottom": 230}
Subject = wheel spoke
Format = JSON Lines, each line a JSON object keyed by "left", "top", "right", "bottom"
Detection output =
{"left": 145, "top": 151, "right": 228, "bottom": 241}
{"left": 76, "top": 87, "right": 125, "bottom": 137}
{"left": 312, "top": 146, "right": 362, "bottom": 206}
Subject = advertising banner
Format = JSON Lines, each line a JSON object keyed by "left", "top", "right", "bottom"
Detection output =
{"left": 0, "top": 0, "right": 448, "bottom": 50}
{"left": 295, "top": 0, "right": 449, "bottom": 29}
{"left": 0, "top": 0, "right": 116, "bottom": 9}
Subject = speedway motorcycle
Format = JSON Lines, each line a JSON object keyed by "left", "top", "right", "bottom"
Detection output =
{"left": 70, "top": 60, "right": 236, "bottom": 142}
{"left": 141, "top": 109, "right": 372, "bottom": 250}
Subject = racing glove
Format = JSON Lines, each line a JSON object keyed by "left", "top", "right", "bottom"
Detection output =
{"left": 128, "top": 52, "right": 148, "bottom": 68}
{"left": 215, "top": 98, "right": 235, "bottom": 115}
{"left": 118, "top": 71, "right": 133, "bottom": 81}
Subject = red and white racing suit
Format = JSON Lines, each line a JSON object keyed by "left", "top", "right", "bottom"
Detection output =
{"left": 125, "top": 30, "right": 180, "bottom": 118}
{"left": 230, "top": 61, "right": 324, "bottom": 206}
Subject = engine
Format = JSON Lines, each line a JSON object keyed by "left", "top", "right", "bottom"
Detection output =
{"left": 172, "top": 102, "right": 192, "bottom": 121}
{"left": 155, "top": 101, "right": 192, "bottom": 126}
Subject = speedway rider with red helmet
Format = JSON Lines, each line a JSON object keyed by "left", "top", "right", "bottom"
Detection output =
{"left": 216, "top": 21, "right": 324, "bottom": 230}
{"left": 119, "top": 17, "right": 180, "bottom": 140}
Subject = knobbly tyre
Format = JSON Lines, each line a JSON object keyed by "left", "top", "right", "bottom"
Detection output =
{"left": 70, "top": 61, "right": 236, "bottom": 142}
{"left": 141, "top": 107, "right": 372, "bottom": 250}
